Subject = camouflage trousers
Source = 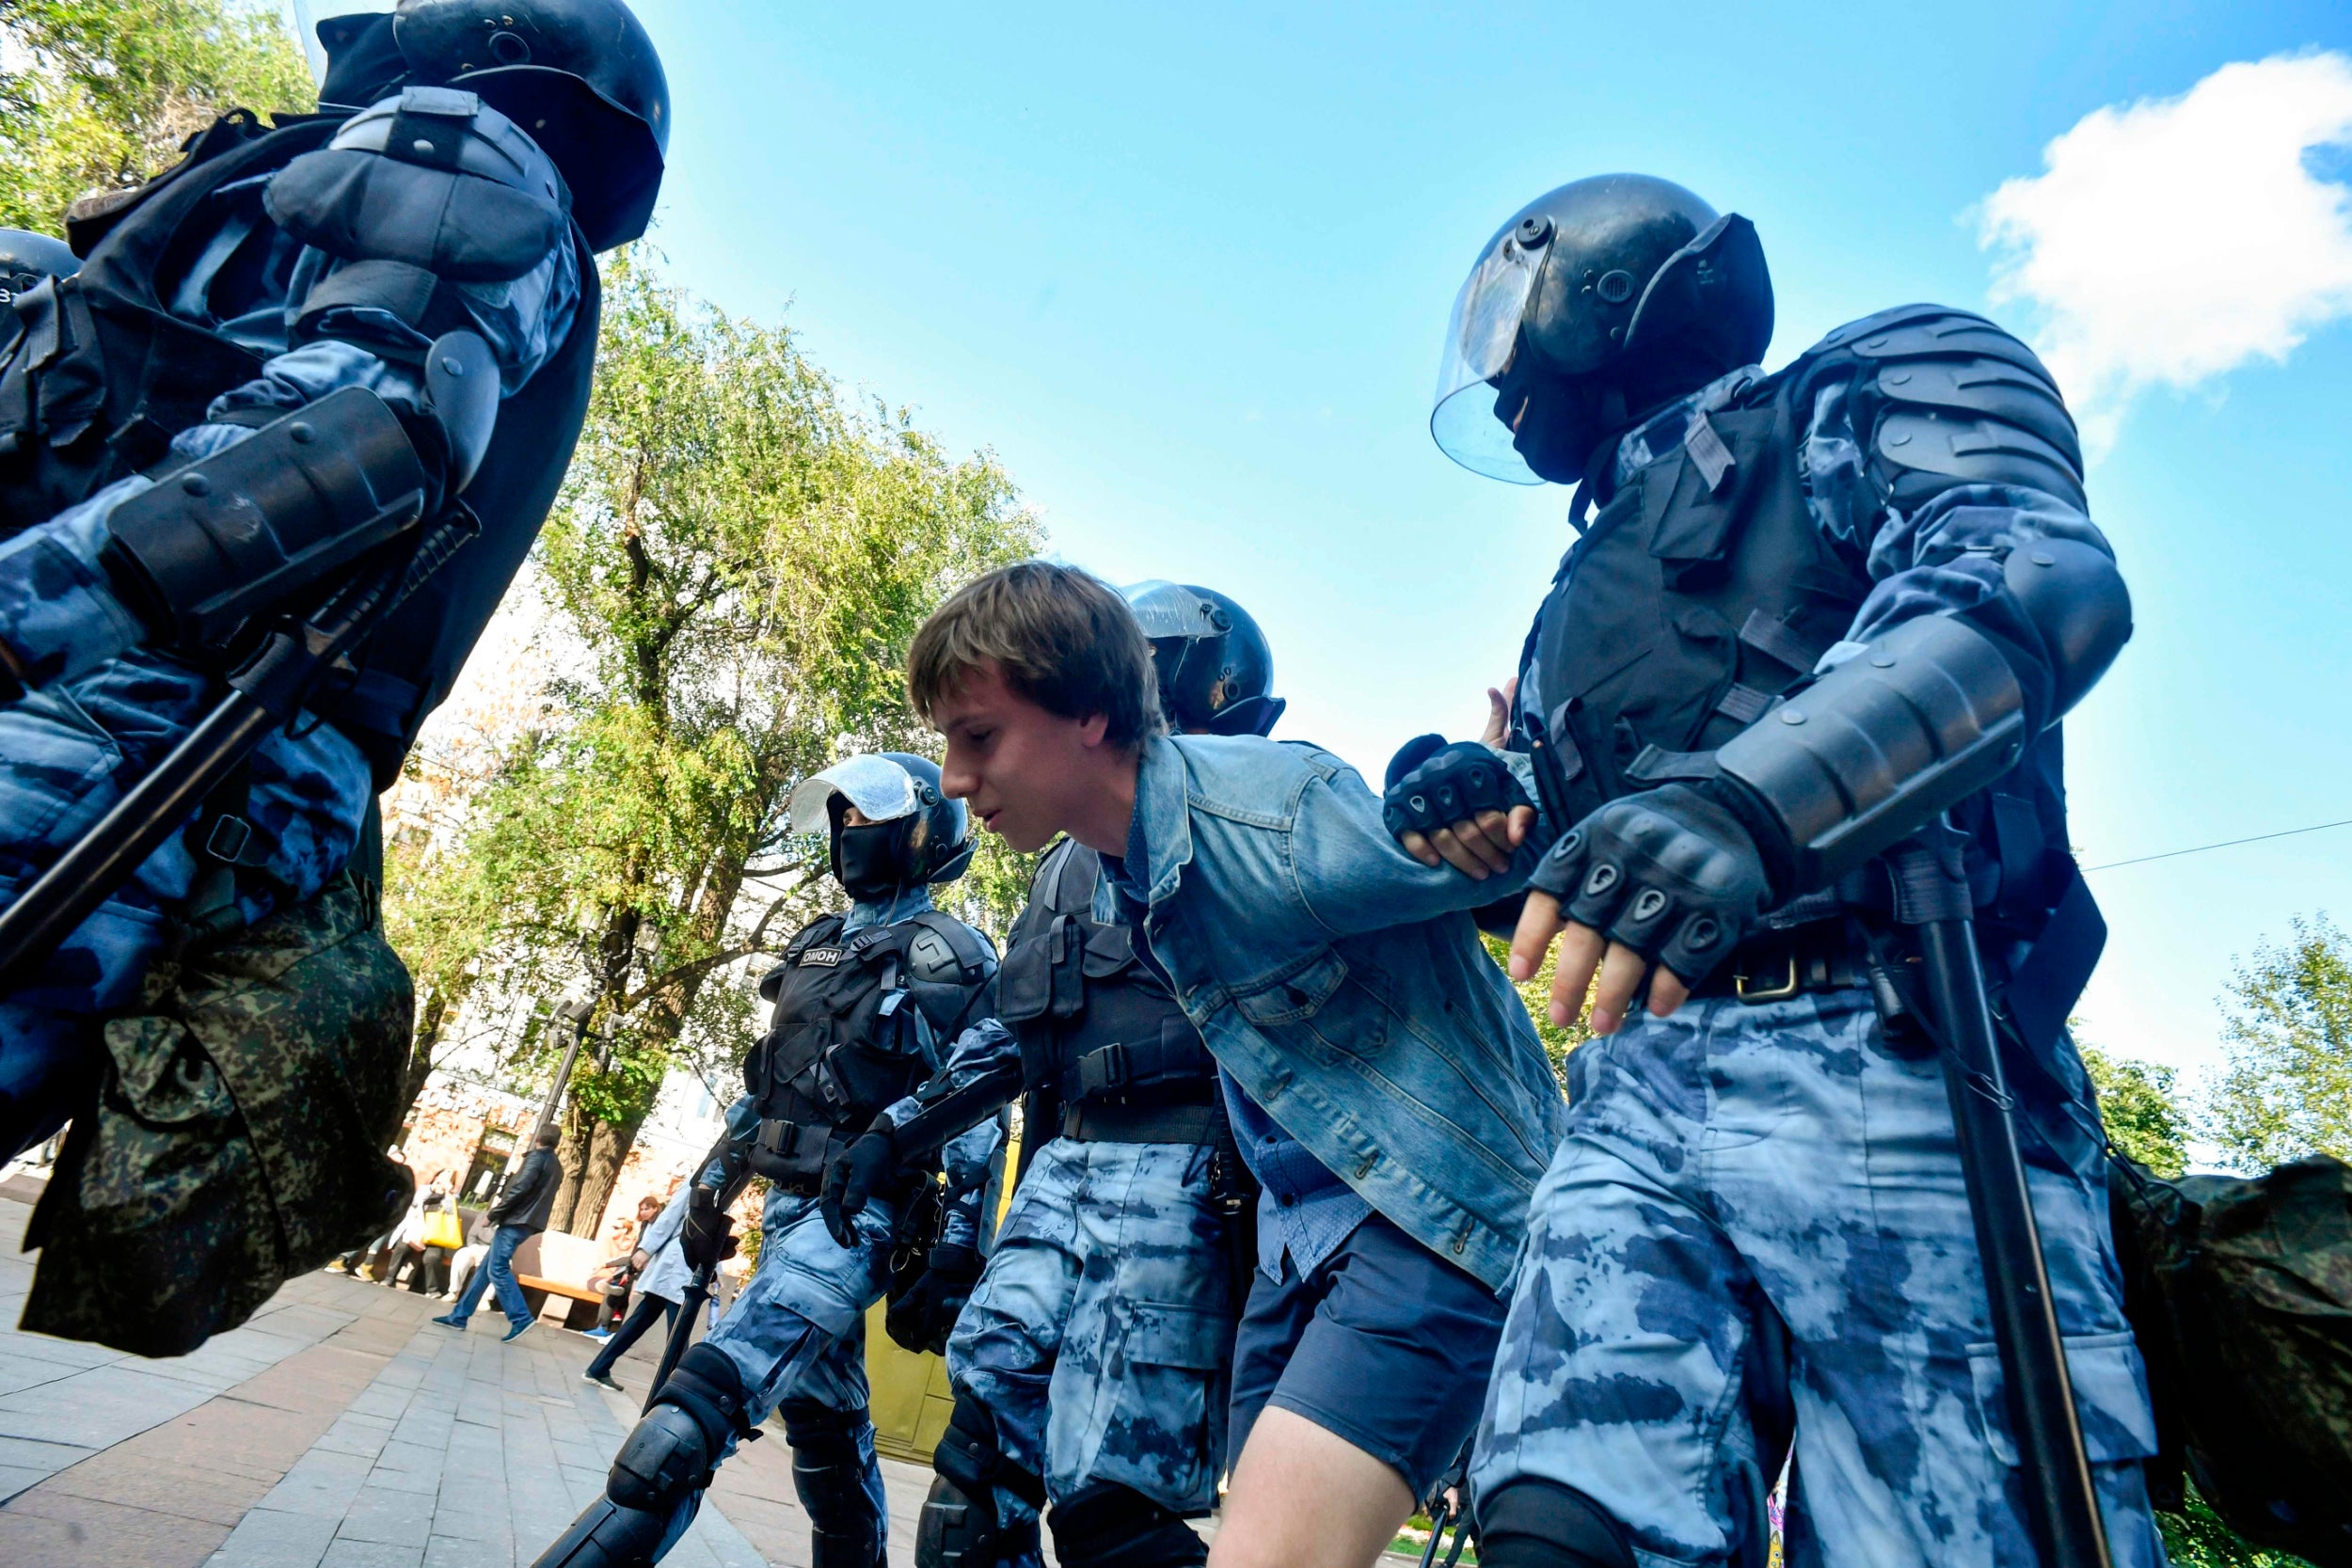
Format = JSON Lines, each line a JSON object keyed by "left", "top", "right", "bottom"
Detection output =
{"left": 947, "top": 1136, "right": 1232, "bottom": 1553}
{"left": 0, "top": 640, "right": 372, "bottom": 1158}
{"left": 1472, "top": 988, "right": 2168, "bottom": 1568}
{"left": 646, "top": 1187, "right": 898, "bottom": 1561}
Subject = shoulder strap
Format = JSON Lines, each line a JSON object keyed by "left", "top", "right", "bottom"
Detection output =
{"left": 785, "top": 913, "right": 849, "bottom": 960}
{"left": 1039, "top": 838, "right": 1104, "bottom": 918}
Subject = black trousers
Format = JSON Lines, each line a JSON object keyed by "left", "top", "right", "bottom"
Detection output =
{"left": 585, "top": 1290, "right": 680, "bottom": 1378}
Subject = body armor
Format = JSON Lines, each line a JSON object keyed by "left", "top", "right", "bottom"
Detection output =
{"left": 747, "top": 909, "right": 995, "bottom": 1192}
{"left": 0, "top": 106, "right": 599, "bottom": 785}
{"left": 996, "top": 839, "right": 1218, "bottom": 1144}
{"left": 1515, "top": 306, "right": 2097, "bottom": 1037}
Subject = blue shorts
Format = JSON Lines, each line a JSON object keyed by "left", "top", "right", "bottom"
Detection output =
{"left": 1227, "top": 1212, "right": 1507, "bottom": 1497}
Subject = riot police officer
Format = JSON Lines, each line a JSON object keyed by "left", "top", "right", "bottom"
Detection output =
{"left": 0, "top": 0, "right": 665, "bottom": 1354}
{"left": 533, "top": 752, "right": 999, "bottom": 1568}
{"left": 1385, "top": 175, "right": 2163, "bottom": 1565}
{"left": 821, "top": 580, "right": 1282, "bottom": 1568}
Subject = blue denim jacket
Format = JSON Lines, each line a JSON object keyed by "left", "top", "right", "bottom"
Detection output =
{"left": 1120, "top": 732, "right": 1568, "bottom": 1290}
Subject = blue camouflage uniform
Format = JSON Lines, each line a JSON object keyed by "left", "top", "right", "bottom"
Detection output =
{"left": 651, "top": 886, "right": 999, "bottom": 1560}
{"left": 0, "top": 103, "right": 581, "bottom": 1155}
{"left": 1469, "top": 343, "right": 2167, "bottom": 1566}
{"left": 882, "top": 955, "right": 1232, "bottom": 1560}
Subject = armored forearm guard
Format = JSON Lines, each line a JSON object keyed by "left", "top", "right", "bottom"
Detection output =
{"left": 1712, "top": 613, "right": 2026, "bottom": 895}
{"left": 102, "top": 386, "right": 430, "bottom": 649}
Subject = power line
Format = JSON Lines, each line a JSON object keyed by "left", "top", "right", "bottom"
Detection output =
{"left": 2082, "top": 817, "right": 2352, "bottom": 873}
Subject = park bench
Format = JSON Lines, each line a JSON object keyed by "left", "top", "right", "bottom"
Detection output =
{"left": 512, "top": 1231, "right": 611, "bottom": 1330}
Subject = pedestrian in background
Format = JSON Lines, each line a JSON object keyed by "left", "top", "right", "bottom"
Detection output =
{"left": 583, "top": 1185, "right": 692, "bottom": 1393}
{"left": 436, "top": 1127, "right": 564, "bottom": 1342}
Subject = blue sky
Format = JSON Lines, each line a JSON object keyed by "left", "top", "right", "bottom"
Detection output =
{"left": 610, "top": 0, "right": 2352, "bottom": 1101}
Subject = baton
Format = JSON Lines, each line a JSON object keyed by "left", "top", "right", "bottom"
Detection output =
{"left": 643, "top": 1262, "right": 714, "bottom": 1411}
{"left": 1892, "top": 825, "right": 2112, "bottom": 1568}
{"left": 0, "top": 514, "right": 475, "bottom": 989}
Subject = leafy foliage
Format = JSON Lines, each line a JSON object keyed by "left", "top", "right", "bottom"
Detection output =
{"left": 2158, "top": 1483, "right": 2314, "bottom": 1568}
{"left": 391, "top": 250, "right": 1039, "bottom": 1231}
{"left": 2209, "top": 913, "right": 2352, "bottom": 1172}
{"left": 1484, "top": 930, "right": 1592, "bottom": 1094}
{"left": 0, "top": 0, "right": 313, "bottom": 233}
{"left": 2077, "top": 1040, "right": 2190, "bottom": 1178}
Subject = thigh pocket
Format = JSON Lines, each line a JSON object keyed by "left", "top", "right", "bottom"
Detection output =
{"left": 1092, "top": 1300, "right": 1227, "bottom": 1509}
{"left": 1967, "top": 1330, "right": 2159, "bottom": 1467}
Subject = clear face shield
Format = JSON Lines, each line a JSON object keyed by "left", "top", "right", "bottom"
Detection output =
{"left": 785, "top": 754, "right": 923, "bottom": 834}
{"left": 287, "top": 0, "right": 396, "bottom": 86}
{"left": 1430, "top": 221, "right": 1553, "bottom": 485}
{"left": 1122, "top": 579, "right": 1232, "bottom": 641}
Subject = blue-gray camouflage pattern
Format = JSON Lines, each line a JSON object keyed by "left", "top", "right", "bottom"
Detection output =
{"left": 643, "top": 1182, "right": 902, "bottom": 1560}
{"left": 0, "top": 104, "right": 581, "bottom": 1155}
{"left": 948, "top": 1135, "right": 1232, "bottom": 1553}
{"left": 1470, "top": 990, "right": 2166, "bottom": 1568}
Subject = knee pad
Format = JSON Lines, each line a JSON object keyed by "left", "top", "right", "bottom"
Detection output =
{"left": 528, "top": 1495, "right": 672, "bottom": 1568}
{"left": 607, "top": 1343, "right": 751, "bottom": 1513}
{"left": 1475, "top": 1479, "right": 1636, "bottom": 1568}
{"left": 778, "top": 1398, "right": 882, "bottom": 1568}
{"left": 1048, "top": 1481, "right": 1205, "bottom": 1568}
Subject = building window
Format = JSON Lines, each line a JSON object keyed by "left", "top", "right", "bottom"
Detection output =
{"left": 464, "top": 1125, "right": 517, "bottom": 1205}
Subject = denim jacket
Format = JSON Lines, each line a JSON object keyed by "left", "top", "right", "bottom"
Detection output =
{"left": 1120, "top": 732, "right": 1569, "bottom": 1291}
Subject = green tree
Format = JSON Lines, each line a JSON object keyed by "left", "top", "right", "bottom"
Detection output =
{"left": 1484, "top": 931, "right": 1592, "bottom": 1094}
{"left": 2076, "top": 1040, "right": 2190, "bottom": 1178}
{"left": 403, "top": 251, "right": 1039, "bottom": 1235}
{"left": 0, "top": 0, "right": 313, "bottom": 234}
{"left": 2208, "top": 914, "right": 2352, "bottom": 1173}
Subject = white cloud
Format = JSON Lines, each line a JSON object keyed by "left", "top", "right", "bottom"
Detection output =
{"left": 1979, "top": 52, "right": 2352, "bottom": 453}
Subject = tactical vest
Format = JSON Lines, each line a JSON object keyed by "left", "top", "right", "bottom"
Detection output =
{"left": 1517, "top": 331, "right": 2088, "bottom": 974}
{"left": 995, "top": 839, "right": 1218, "bottom": 1141}
{"left": 745, "top": 909, "right": 996, "bottom": 1192}
{"left": 0, "top": 107, "right": 599, "bottom": 789}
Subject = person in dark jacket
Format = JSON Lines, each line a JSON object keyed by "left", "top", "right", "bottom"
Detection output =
{"left": 437, "top": 1125, "right": 563, "bottom": 1341}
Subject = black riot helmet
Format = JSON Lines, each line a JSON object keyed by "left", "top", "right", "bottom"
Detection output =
{"left": 1432, "top": 175, "right": 1772, "bottom": 484}
{"left": 1122, "top": 581, "right": 1285, "bottom": 737}
{"left": 315, "top": 0, "right": 669, "bottom": 251}
{"left": 786, "top": 752, "right": 976, "bottom": 901}
{"left": 0, "top": 229, "right": 79, "bottom": 308}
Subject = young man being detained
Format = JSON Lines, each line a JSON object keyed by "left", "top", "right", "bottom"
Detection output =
{"left": 906, "top": 561, "right": 1565, "bottom": 1568}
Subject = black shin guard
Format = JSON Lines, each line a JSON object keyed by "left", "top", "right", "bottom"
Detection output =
{"left": 777, "top": 1399, "right": 882, "bottom": 1568}
{"left": 1476, "top": 1479, "right": 1637, "bottom": 1568}
{"left": 1047, "top": 1481, "right": 1206, "bottom": 1568}
{"left": 918, "top": 1392, "right": 1042, "bottom": 1568}
{"left": 528, "top": 1496, "right": 673, "bottom": 1568}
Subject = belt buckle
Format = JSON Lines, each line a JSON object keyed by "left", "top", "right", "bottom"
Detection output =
{"left": 1734, "top": 953, "right": 1800, "bottom": 1005}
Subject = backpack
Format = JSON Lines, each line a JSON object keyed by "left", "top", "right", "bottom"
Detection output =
{"left": 2109, "top": 1153, "right": 2352, "bottom": 1565}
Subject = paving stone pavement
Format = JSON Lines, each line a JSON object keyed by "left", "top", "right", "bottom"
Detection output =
{"left": 0, "top": 1190, "right": 944, "bottom": 1567}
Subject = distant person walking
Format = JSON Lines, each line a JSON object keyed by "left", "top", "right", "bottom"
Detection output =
{"left": 436, "top": 1127, "right": 564, "bottom": 1342}
{"left": 582, "top": 1184, "right": 692, "bottom": 1393}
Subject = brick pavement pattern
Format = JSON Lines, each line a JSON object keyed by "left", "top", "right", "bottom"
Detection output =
{"left": 0, "top": 1189, "right": 946, "bottom": 1567}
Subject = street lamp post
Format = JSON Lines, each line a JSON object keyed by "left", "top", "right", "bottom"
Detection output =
{"left": 532, "top": 997, "right": 597, "bottom": 1148}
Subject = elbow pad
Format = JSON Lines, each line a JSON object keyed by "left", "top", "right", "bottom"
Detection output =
{"left": 1712, "top": 613, "right": 2027, "bottom": 894}
{"left": 1997, "top": 537, "right": 2131, "bottom": 720}
{"left": 101, "top": 385, "right": 429, "bottom": 648}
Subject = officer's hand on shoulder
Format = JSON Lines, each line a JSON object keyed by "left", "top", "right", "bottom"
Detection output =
{"left": 1384, "top": 717, "right": 1535, "bottom": 880}
{"left": 1512, "top": 784, "right": 1774, "bottom": 1035}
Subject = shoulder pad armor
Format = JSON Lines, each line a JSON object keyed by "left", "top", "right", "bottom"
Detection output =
{"left": 1805, "top": 305, "right": 2086, "bottom": 513}
{"left": 904, "top": 911, "right": 999, "bottom": 990}
{"left": 265, "top": 87, "right": 568, "bottom": 287}
{"left": 1037, "top": 838, "right": 1106, "bottom": 918}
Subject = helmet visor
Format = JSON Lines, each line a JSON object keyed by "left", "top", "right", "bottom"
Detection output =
{"left": 1121, "top": 579, "right": 1228, "bottom": 641}
{"left": 293, "top": 0, "right": 395, "bottom": 87}
{"left": 787, "top": 754, "right": 921, "bottom": 833}
{"left": 1430, "top": 229, "right": 1549, "bottom": 484}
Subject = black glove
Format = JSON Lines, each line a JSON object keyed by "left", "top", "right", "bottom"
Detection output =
{"left": 1531, "top": 784, "right": 1774, "bottom": 985}
{"left": 820, "top": 1126, "right": 900, "bottom": 1249}
{"left": 884, "top": 1241, "right": 983, "bottom": 1355}
{"left": 1382, "top": 738, "right": 1531, "bottom": 841}
{"left": 681, "top": 1184, "right": 737, "bottom": 1275}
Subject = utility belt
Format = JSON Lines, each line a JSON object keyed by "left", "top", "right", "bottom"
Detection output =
{"left": 1057, "top": 1069, "right": 1220, "bottom": 1144}
{"left": 1059, "top": 1026, "right": 1215, "bottom": 1107}
{"left": 1689, "top": 917, "right": 1874, "bottom": 1005}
